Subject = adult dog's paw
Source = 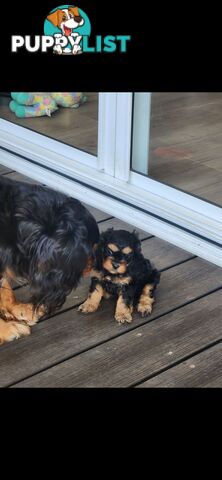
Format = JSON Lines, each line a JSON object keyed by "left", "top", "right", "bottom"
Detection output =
{"left": 0, "top": 319, "right": 30, "bottom": 345}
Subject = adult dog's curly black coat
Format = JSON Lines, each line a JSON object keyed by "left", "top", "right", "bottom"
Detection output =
{"left": 78, "top": 229, "right": 160, "bottom": 323}
{"left": 0, "top": 176, "right": 99, "bottom": 323}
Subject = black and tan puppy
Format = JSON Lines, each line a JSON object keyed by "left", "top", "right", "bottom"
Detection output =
{"left": 78, "top": 229, "right": 160, "bottom": 324}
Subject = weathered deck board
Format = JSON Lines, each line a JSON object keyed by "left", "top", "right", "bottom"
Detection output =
{"left": 1, "top": 167, "right": 222, "bottom": 388}
{"left": 137, "top": 343, "right": 222, "bottom": 388}
{"left": 140, "top": 236, "right": 194, "bottom": 269}
{"left": 1, "top": 258, "right": 221, "bottom": 387}
{"left": 13, "top": 291, "right": 222, "bottom": 388}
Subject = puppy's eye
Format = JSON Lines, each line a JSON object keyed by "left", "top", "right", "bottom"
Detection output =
{"left": 106, "top": 247, "right": 114, "bottom": 256}
{"left": 62, "top": 15, "right": 67, "bottom": 21}
{"left": 69, "top": 13, "right": 74, "bottom": 18}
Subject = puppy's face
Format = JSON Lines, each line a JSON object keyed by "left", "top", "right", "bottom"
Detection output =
{"left": 101, "top": 229, "right": 141, "bottom": 275}
{"left": 47, "top": 7, "right": 84, "bottom": 36}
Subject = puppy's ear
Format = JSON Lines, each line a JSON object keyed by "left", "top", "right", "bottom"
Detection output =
{"left": 100, "top": 228, "right": 113, "bottom": 245}
{"left": 132, "top": 229, "right": 139, "bottom": 239}
{"left": 47, "top": 10, "right": 63, "bottom": 27}
{"left": 105, "top": 228, "right": 114, "bottom": 234}
{"left": 68, "top": 6, "right": 80, "bottom": 17}
{"left": 132, "top": 230, "right": 142, "bottom": 253}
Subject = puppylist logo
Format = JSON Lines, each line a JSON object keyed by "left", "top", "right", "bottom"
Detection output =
{"left": 11, "top": 5, "right": 131, "bottom": 55}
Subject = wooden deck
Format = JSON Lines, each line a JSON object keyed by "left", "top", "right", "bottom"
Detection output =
{"left": 0, "top": 166, "right": 222, "bottom": 388}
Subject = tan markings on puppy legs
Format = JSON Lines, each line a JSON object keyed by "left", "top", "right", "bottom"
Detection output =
{"left": 0, "top": 277, "right": 44, "bottom": 326}
{"left": 115, "top": 295, "right": 133, "bottom": 324}
{"left": 0, "top": 318, "right": 30, "bottom": 345}
{"left": 78, "top": 284, "right": 104, "bottom": 314}
{"left": 137, "top": 284, "right": 154, "bottom": 317}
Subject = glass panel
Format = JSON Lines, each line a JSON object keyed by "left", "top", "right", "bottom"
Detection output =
{"left": 131, "top": 92, "right": 222, "bottom": 207}
{"left": 0, "top": 92, "right": 98, "bottom": 156}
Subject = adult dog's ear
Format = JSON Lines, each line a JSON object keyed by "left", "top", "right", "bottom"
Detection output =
{"left": 47, "top": 9, "right": 63, "bottom": 27}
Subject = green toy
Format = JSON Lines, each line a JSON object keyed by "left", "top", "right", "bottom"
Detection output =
{"left": 10, "top": 93, "right": 58, "bottom": 118}
{"left": 11, "top": 92, "right": 51, "bottom": 106}
{"left": 9, "top": 92, "right": 87, "bottom": 118}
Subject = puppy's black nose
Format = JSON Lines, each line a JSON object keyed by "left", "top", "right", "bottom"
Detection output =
{"left": 112, "top": 261, "right": 119, "bottom": 270}
{"left": 74, "top": 15, "right": 83, "bottom": 23}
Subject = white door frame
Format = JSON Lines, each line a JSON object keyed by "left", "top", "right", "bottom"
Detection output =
{"left": 0, "top": 92, "right": 221, "bottom": 266}
{"left": 0, "top": 93, "right": 118, "bottom": 172}
{"left": 131, "top": 92, "right": 151, "bottom": 174}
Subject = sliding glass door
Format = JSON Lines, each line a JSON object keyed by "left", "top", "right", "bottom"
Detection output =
{"left": 0, "top": 92, "right": 221, "bottom": 266}
{"left": 0, "top": 92, "right": 98, "bottom": 156}
{"left": 131, "top": 93, "right": 222, "bottom": 207}
{"left": 129, "top": 93, "right": 222, "bottom": 249}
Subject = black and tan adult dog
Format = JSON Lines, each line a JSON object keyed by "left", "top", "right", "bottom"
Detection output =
{"left": 0, "top": 176, "right": 99, "bottom": 344}
{"left": 78, "top": 229, "right": 160, "bottom": 324}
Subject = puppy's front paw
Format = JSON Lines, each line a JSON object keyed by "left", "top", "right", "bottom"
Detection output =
{"left": 137, "top": 284, "right": 155, "bottom": 317}
{"left": 115, "top": 296, "right": 133, "bottom": 324}
{"left": 53, "top": 44, "right": 63, "bottom": 55}
{"left": 78, "top": 299, "right": 99, "bottom": 314}
{"left": 115, "top": 310, "right": 133, "bottom": 324}
{"left": 137, "top": 298, "right": 154, "bottom": 317}
{"left": 72, "top": 45, "right": 82, "bottom": 55}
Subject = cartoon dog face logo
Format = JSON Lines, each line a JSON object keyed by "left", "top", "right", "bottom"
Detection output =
{"left": 47, "top": 6, "right": 85, "bottom": 55}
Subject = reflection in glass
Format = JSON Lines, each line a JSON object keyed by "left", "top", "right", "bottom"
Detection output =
{"left": 0, "top": 92, "right": 98, "bottom": 156}
{"left": 132, "top": 92, "right": 222, "bottom": 207}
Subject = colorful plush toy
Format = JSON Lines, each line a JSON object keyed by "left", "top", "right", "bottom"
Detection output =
{"left": 51, "top": 92, "right": 87, "bottom": 108}
{"left": 10, "top": 93, "right": 58, "bottom": 118}
{"left": 9, "top": 92, "right": 87, "bottom": 118}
